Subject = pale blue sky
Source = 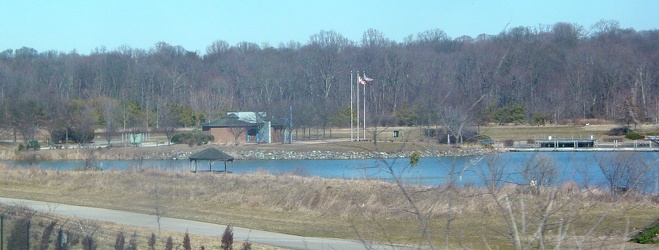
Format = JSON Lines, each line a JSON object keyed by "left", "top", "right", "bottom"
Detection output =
{"left": 1, "top": 0, "right": 657, "bottom": 54}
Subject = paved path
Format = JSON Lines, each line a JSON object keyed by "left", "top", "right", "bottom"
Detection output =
{"left": 0, "top": 197, "right": 407, "bottom": 250}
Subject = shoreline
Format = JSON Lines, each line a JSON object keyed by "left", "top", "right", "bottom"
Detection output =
{"left": 2, "top": 144, "right": 497, "bottom": 162}
{"left": 4, "top": 143, "right": 656, "bottom": 163}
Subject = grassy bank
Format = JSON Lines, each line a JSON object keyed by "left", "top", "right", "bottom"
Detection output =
{"left": 1, "top": 164, "right": 657, "bottom": 249}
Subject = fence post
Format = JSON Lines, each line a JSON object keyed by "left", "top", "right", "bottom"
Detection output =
{"left": 1, "top": 214, "right": 4, "bottom": 250}
{"left": 26, "top": 219, "right": 30, "bottom": 250}
{"left": 57, "top": 229, "right": 62, "bottom": 250}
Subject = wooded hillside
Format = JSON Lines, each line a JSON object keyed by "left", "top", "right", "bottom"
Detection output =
{"left": 1, "top": 20, "right": 657, "bottom": 144}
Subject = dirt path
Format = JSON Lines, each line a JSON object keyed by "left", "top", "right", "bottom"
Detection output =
{"left": 0, "top": 197, "right": 409, "bottom": 250}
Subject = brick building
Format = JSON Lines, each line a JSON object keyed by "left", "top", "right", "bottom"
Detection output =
{"left": 201, "top": 112, "right": 285, "bottom": 144}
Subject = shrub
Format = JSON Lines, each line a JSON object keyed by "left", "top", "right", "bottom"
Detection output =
{"left": 530, "top": 113, "right": 549, "bottom": 126}
{"left": 608, "top": 127, "right": 630, "bottom": 136}
{"left": 625, "top": 132, "right": 643, "bottom": 140}
{"left": 240, "top": 241, "right": 252, "bottom": 250}
{"left": 28, "top": 140, "right": 40, "bottom": 150}
{"left": 40, "top": 220, "right": 58, "bottom": 250}
{"left": 50, "top": 127, "right": 95, "bottom": 144}
{"left": 423, "top": 128, "right": 438, "bottom": 137}
{"left": 409, "top": 151, "right": 421, "bottom": 166}
{"left": 171, "top": 130, "right": 214, "bottom": 146}
{"left": 82, "top": 235, "right": 97, "bottom": 250}
{"left": 128, "top": 232, "right": 138, "bottom": 250}
{"left": 630, "top": 219, "right": 659, "bottom": 244}
{"left": 115, "top": 232, "right": 125, "bottom": 250}
{"left": 461, "top": 128, "right": 481, "bottom": 143}
{"left": 221, "top": 225, "right": 234, "bottom": 250}
{"left": 183, "top": 231, "right": 191, "bottom": 250}
{"left": 435, "top": 131, "right": 457, "bottom": 144}
{"left": 165, "top": 236, "right": 174, "bottom": 250}
{"left": 503, "top": 140, "right": 514, "bottom": 147}
{"left": 148, "top": 233, "right": 157, "bottom": 250}
{"left": 7, "top": 217, "right": 29, "bottom": 249}
{"left": 432, "top": 127, "right": 482, "bottom": 144}
{"left": 493, "top": 103, "right": 526, "bottom": 125}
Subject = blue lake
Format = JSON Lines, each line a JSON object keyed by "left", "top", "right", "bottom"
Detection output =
{"left": 4, "top": 152, "right": 658, "bottom": 193}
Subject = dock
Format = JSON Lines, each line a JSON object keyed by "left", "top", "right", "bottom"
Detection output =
{"left": 509, "top": 147, "right": 658, "bottom": 152}
{"left": 506, "top": 136, "right": 658, "bottom": 152}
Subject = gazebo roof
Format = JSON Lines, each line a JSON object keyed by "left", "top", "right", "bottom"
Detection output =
{"left": 188, "top": 147, "right": 234, "bottom": 162}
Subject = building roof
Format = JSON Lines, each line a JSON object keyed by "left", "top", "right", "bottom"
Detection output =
{"left": 201, "top": 114, "right": 256, "bottom": 128}
{"left": 202, "top": 111, "right": 287, "bottom": 128}
{"left": 188, "top": 147, "right": 234, "bottom": 162}
{"left": 228, "top": 111, "right": 266, "bottom": 123}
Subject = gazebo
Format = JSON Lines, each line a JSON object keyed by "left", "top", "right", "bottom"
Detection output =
{"left": 188, "top": 147, "right": 235, "bottom": 173}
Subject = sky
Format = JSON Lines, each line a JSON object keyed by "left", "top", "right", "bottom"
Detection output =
{"left": 1, "top": 0, "right": 657, "bottom": 55}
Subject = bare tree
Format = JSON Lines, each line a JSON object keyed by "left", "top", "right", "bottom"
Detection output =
{"left": 479, "top": 154, "right": 506, "bottom": 190}
{"left": 596, "top": 152, "right": 651, "bottom": 194}
{"left": 98, "top": 96, "right": 121, "bottom": 147}
{"left": 8, "top": 100, "right": 44, "bottom": 147}
{"left": 229, "top": 127, "right": 245, "bottom": 146}
{"left": 159, "top": 103, "right": 179, "bottom": 145}
{"left": 125, "top": 100, "right": 146, "bottom": 146}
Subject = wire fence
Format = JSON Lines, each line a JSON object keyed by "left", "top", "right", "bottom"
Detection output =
{"left": 0, "top": 204, "right": 240, "bottom": 250}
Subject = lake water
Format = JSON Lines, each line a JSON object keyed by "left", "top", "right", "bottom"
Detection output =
{"left": 4, "top": 152, "right": 658, "bottom": 193}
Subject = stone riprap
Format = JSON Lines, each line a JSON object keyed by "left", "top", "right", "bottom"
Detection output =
{"left": 171, "top": 148, "right": 493, "bottom": 161}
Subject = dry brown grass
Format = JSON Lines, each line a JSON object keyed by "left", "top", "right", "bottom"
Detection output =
{"left": 1, "top": 166, "right": 657, "bottom": 249}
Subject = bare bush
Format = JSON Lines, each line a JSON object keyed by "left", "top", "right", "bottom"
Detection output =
{"left": 519, "top": 154, "right": 558, "bottom": 194}
{"left": 114, "top": 232, "right": 125, "bottom": 250}
{"left": 595, "top": 152, "right": 651, "bottom": 194}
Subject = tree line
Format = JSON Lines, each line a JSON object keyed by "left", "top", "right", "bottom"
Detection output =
{"left": 1, "top": 20, "right": 657, "bottom": 145}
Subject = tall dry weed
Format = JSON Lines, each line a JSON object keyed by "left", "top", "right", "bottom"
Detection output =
{"left": 1, "top": 166, "right": 658, "bottom": 249}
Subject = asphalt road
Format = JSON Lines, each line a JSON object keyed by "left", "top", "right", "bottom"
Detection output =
{"left": 0, "top": 197, "right": 408, "bottom": 250}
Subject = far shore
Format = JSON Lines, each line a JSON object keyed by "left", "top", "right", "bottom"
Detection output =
{"left": 2, "top": 123, "right": 657, "bottom": 161}
{"left": 1, "top": 141, "right": 497, "bottom": 162}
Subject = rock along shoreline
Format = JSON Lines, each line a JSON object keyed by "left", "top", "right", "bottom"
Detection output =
{"left": 173, "top": 148, "right": 496, "bottom": 161}
{"left": 6, "top": 145, "right": 497, "bottom": 162}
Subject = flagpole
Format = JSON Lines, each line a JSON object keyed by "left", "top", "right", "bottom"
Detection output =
{"left": 363, "top": 72, "right": 367, "bottom": 141}
{"left": 350, "top": 71, "right": 353, "bottom": 142}
{"left": 356, "top": 71, "right": 360, "bottom": 141}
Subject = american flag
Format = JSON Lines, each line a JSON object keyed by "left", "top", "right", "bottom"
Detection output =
{"left": 359, "top": 75, "right": 373, "bottom": 84}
